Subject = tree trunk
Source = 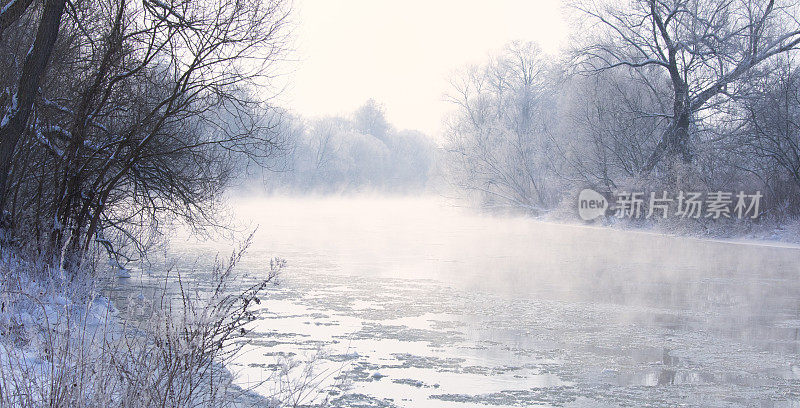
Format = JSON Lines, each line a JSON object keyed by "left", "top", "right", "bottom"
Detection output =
{"left": 643, "top": 85, "right": 693, "bottom": 177}
{"left": 0, "top": 0, "right": 67, "bottom": 217}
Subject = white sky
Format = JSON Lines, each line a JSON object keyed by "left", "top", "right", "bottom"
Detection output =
{"left": 276, "top": 0, "right": 570, "bottom": 139}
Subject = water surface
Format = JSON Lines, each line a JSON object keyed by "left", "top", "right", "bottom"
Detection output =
{"left": 129, "top": 196, "right": 800, "bottom": 407}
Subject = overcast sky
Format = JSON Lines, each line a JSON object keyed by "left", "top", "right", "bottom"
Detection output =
{"left": 275, "top": 0, "right": 570, "bottom": 140}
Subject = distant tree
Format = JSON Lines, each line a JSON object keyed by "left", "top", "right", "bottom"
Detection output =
{"left": 353, "top": 99, "right": 390, "bottom": 142}
{"left": 305, "top": 118, "right": 349, "bottom": 186}
{"left": 445, "top": 42, "right": 559, "bottom": 211}
{"left": 259, "top": 103, "right": 436, "bottom": 194}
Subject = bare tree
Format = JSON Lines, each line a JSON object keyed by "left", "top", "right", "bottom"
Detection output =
{"left": 559, "top": 67, "right": 670, "bottom": 190}
{"left": 445, "top": 42, "right": 560, "bottom": 211}
{"left": 573, "top": 0, "right": 800, "bottom": 178}
{"left": 0, "top": 0, "right": 291, "bottom": 265}
{"left": 733, "top": 59, "right": 800, "bottom": 213}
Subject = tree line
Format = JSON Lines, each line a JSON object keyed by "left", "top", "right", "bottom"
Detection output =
{"left": 444, "top": 0, "right": 800, "bottom": 220}
{"left": 257, "top": 99, "right": 437, "bottom": 194}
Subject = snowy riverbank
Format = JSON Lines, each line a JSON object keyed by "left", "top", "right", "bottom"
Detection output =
{"left": 0, "top": 246, "right": 279, "bottom": 407}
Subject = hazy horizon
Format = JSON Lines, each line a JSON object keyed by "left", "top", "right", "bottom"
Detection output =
{"left": 275, "top": 0, "right": 570, "bottom": 140}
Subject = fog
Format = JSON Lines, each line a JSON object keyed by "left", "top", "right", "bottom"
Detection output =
{"left": 154, "top": 195, "right": 800, "bottom": 407}
{"left": 3, "top": 0, "right": 800, "bottom": 406}
{"left": 244, "top": 100, "right": 439, "bottom": 195}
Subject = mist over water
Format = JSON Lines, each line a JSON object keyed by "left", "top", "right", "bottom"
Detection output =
{"left": 163, "top": 195, "right": 800, "bottom": 407}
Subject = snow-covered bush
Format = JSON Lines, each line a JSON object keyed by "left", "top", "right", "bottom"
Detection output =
{"left": 0, "top": 241, "right": 289, "bottom": 407}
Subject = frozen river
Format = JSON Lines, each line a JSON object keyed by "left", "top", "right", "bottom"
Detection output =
{"left": 125, "top": 196, "right": 800, "bottom": 407}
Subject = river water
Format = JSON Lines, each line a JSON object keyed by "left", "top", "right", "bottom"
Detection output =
{"left": 123, "top": 196, "right": 800, "bottom": 407}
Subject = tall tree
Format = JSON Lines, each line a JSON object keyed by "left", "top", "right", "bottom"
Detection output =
{"left": 574, "top": 0, "right": 800, "bottom": 177}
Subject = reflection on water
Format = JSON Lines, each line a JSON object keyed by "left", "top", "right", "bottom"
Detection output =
{"left": 112, "top": 196, "right": 800, "bottom": 407}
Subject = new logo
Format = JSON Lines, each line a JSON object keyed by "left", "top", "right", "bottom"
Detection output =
{"left": 578, "top": 189, "right": 608, "bottom": 220}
